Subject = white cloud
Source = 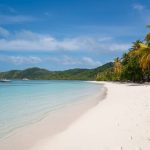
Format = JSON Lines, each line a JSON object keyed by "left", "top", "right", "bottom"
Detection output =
{"left": 0, "top": 5, "right": 35, "bottom": 24}
{"left": 0, "top": 55, "right": 42, "bottom": 65}
{"left": 133, "top": 3, "right": 145, "bottom": 11}
{"left": 132, "top": 3, "right": 150, "bottom": 23}
{"left": 0, "top": 15, "right": 35, "bottom": 24}
{"left": 106, "top": 43, "right": 131, "bottom": 51}
{"left": 0, "top": 27, "right": 10, "bottom": 37}
{"left": 0, "top": 5, "right": 17, "bottom": 14}
{"left": 0, "top": 28, "right": 130, "bottom": 52}
{"left": 82, "top": 57, "right": 102, "bottom": 66}
{"left": 47, "top": 56, "right": 102, "bottom": 67}
{"left": 0, "top": 55, "right": 101, "bottom": 67}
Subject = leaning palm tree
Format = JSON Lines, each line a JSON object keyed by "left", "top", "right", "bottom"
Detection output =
{"left": 130, "top": 40, "right": 143, "bottom": 51}
{"left": 128, "top": 40, "right": 144, "bottom": 57}
{"left": 129, "top": 41, "right": 147, "bottom": 61}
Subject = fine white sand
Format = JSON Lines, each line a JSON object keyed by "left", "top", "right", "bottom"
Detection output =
{"left": 30, "top": 82, "right": 150, "bottom": 150}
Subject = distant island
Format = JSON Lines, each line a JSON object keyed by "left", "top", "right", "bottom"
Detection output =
{"left": 0, "top": 62, "right": 113, "bottom": 80}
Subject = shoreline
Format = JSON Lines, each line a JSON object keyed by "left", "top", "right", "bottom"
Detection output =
{"left": 29, "top": 81, "right": 150, "bottom": 150}
{"left": 0, "top": 82, "right": 106, "bottom": 150}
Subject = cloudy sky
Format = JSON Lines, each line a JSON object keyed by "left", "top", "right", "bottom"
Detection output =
{"left": 0, "top": 0, "right": 150, "bottom": 71}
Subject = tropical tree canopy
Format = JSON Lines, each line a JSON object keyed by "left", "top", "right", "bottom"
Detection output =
{"left": 96, "top": 26, "right": 150, "bottom": 82}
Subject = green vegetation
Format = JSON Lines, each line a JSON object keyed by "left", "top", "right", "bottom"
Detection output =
{"left": 97, "top": 27, "right": 150, "bottom": 82}
{"left": 0, "top": 63, "right": 113, "bottom": 80}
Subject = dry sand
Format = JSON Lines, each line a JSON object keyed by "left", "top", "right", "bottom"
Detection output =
{"left": 29, "top": 82, "right": 150, "bottom": 150}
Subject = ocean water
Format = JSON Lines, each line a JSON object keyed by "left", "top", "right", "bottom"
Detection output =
{"left": 0, "top": 80, "right": 103, "bottom": 139}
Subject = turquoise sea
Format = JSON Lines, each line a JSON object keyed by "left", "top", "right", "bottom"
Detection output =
{"left": 0, "top": 80, "right": 103, "bottom": 139}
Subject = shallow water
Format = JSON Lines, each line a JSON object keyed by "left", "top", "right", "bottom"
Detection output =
{"left": 0, "top": 80, "right": 103, "bottom": 138}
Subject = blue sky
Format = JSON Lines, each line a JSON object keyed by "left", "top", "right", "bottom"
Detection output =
{"left": 0, "top": 0, "right": 150, "bottom": 71}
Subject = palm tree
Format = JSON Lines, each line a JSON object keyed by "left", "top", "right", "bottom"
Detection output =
{"left": 136, "top": 33, "right": 150, "bottom": 71}
{"left": 139, "top": 46, "right": 150, "bottom": 81}
{"left": 114, "top": 57, "right": 122, "bottom": 80}
{"left": 130, "top": 40, "right": 143, "bottom": 51}
{"left": 132, "top": 33, "right": 150, "bottom": 81}
{"left": 121, "top": 41, "right": 145, "bottom": 82}
{"left": 145, "top": 32, "right": 150, "bottom": 46}
{"left": 129, "top": 41, "right": 147, "bottom": 67}
{"left": 139, "top": 45, "right": 150, "bottom": 70}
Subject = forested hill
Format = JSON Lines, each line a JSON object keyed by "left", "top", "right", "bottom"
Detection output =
{"left": 0, "top": 62, "right": 113, "bottom": 80}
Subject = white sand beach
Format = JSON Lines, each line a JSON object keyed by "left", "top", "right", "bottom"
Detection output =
{"left": 29, "top": 82, "right": 150, "bottom": 150}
